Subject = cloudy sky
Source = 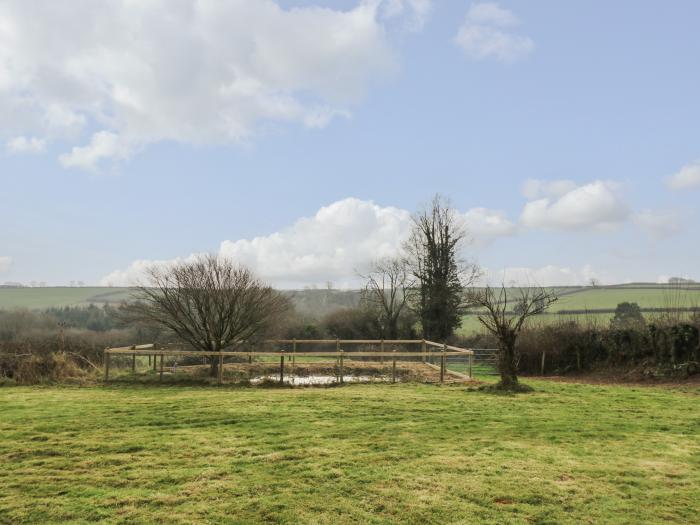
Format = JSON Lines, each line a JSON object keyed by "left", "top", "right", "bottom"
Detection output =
{"left": 1, "top": 0, "right": 699, "bottom": 288}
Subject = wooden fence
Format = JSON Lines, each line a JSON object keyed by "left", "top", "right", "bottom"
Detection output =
{"left": 103, "top": 339, "right": 474, "bottom": 385}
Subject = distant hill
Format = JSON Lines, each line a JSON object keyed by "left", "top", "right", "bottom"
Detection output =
{"left": 0, "top": 286, "right": 363, "bottom": 316}
{"left": 1, "top": 283, "right": 698, "bottom": 316}
{"left": 0, "top": 287, "right": 136, "bottom": 309}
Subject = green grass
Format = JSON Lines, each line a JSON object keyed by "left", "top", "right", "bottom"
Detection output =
{"left": 0, "top": 287, "right": 134, "bottom": 309}
{"left": 458, "top": 312, "right": 617, "bottom": 336}
{"left": 554, "top": 287, "right": 700, "bottom": 311}
{"left": 1, "top": 381, "right": 698, "bottom": 524}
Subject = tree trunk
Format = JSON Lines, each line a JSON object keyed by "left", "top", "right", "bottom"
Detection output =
{"left": 209, "top": 354, "right": 219, "bottom": 378}
{"left": 498, "top": 339, "right": 519, "bottom": 388}
{"left": 388, "top": 317, "right": 398, "bottom": 340}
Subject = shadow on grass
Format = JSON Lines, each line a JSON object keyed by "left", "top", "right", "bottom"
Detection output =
{"left": 466, "top": 382, "right": 536, "bottom": 395}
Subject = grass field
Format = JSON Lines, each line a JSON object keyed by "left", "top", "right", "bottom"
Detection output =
{"left": 2, "top": 283, "right": 700, "bottom": 312}
{"left": 554, "top": 286, "right": 700, "bottom": 311}
{"left": 457, "top": 284, "right": 700, "bottom": 336}
{"left": 1, "top": 381, "right": 698, "bottom": 524}
{"left": 0, "top": 287, "right": 134, "bottom": 309}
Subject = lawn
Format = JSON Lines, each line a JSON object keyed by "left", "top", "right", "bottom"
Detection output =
{"left": 1, "top": 381, "right": 698, "bottom": 524}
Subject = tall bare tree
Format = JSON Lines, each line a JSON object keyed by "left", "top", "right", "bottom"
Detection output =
{"left": 469, "top": 285, "right": 557, "bottom": 390}
{"left": 128, "top": 254, "right": 289, "bottom": 377}
{"left": 360, "top": 257, "right": 415, "bottom": 339}
{"left": 405, "top": 195, "right": 478, "bottom": 340}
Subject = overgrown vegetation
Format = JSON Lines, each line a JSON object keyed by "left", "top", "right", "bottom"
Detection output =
{"left": 513, "top": 313, "right": 700, "bottom": 378}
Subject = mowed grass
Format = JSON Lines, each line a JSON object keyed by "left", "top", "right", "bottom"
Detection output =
{"left": 1, "top": 382, "right": 698, "bottom": 524}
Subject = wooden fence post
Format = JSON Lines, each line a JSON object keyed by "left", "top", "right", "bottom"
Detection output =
{"left": 132, "top": 353, "right": 136, "bottom": 374}
{"left": 421, "top": 339, "right": 426, "bottom": 363}
{"left": 339, "top": 350, "right": 344, "bottom": 384}
{"left": 469, "top": 352, "right": 473, "bottom": 379}
{"left": 540, "top": 351, "right": 546, "bottom": 375}
{"left": 218, "top": 352, "right": 224, "bottom": 385}
{"left": 440, "top": 344, "right": 446, "bottom": 384}
{"left": 380, "top": 339, "right": 385, "bottom": 364}
{"left": 104, "top": 351, "right": 110, "bottom": 381}
{"left": 159, "top": 354, "right": 164, "bottom": 381}
{"left": 280, "top": 350, "right": 285, "bottom": 384}
{"left": 292, "top": 338, "right": 296, "bottom": 365}
{"left": 392, "top": 349, "right": 397, "bottom": 383}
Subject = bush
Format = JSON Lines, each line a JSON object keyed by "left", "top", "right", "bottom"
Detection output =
{"left": 513, "top": 317, "right": 700, "bottom": 376}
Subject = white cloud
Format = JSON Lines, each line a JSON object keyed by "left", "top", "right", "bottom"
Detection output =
{"left": 101, "top": 198, "right": 412, "bottom": 288}
{"left": 5, "top": 136, "right": 45, "bottom": 154}
{"left": 0, "top": 256, "right": 12, "bottom": 273}
{"left": 100, "top": 254, "right": 204, "bottom": 289}
{"left": 454, "top": 2, "right": 534, "bottom": 62}
{"left": 462, "top": 207, "right": 517, "bottom": 245}
{"left": 0, "top": 1, "right": 416, "bottom": 170}
{"left": 666, "top": 161, "right": 700, "bottom": 190}
{"left": 633, "top": 210, "right": 682, "bottom": 240}
{"left": 380, "top": 0, "right": 433, "bottom": 30}
{"left": 101, "top": 197, "right": 519, "bottom": 288}
{"left": 59, "top": 131, "right": 133, "bottom": 170}
{"left": 481, "top": 264, "right": 608, "bottom": 287}
{"left": 520, "top": 180, "right": 629, "bottom": 232}
{"left": 521, "top": 179, "right": 578, "bottom": 200}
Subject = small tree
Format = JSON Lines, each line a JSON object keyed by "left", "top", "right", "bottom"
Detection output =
{"left": 405, "top": 195, "right": 478, "bottom": 340}
{"left": 469, "top": 285, "right": 557, "bottom": 390}
{"left": 611, "top": 302, "right": 645, "bottom": 329}
{"left": 128, "top": 254, "right": 289, "bottom": 377}
{"left": 360, "top": 257, "right": 415, "bottom": 339}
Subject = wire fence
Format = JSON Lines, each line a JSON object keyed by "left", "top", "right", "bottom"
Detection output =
{"left": 103, "top": 339, "right": 476, "bottom": 386}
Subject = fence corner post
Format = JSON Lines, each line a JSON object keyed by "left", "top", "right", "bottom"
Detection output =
{"left": 104, "top": 351, "right": 110, "bottom": 382}
{"left": 218, "top": 352, "right": 224, "bottom": 385}
{"left": 392, "top": 349, "right": 397, "bottom": 383}
{"left": 421, "top": 339, "right": 426, "bottom": 363}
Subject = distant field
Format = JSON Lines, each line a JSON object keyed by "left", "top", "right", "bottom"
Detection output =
{"left": 0, "top": 287, "right": 134, "bottom": 309}
{"left": 458, "top": 312, "right": 617, "bottom": 336}
{"left": 460, "top": 283, "right": 700, "bottom": 336}
{"left": 3, "top": 284, "right": 700, "bottom": 337}
{"left": 554, "top": 286, "right": 700, "bottom": 311}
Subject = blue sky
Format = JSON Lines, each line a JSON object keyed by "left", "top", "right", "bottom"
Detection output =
{"left": 1, "top": 1, "right": 699, "bottom": 287}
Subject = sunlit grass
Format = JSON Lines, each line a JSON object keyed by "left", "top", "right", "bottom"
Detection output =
{"left": 1, "top": 381, "right": 698, "bottom": 524}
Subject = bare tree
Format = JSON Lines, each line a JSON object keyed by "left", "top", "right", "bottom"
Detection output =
{"left": 360, "top": 257, "right": 416, "bottom": 339}
{"left": 128, "top": 254, "right": 290, "bottom": 377}
{"left": 405, "top": 195, "right": 479, "bottom": 340}
{"left": 469, "top": 285, "right": 557, "bottom": 390}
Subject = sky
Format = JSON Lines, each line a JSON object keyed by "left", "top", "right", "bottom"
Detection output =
{"left": 1, "top": 0, "right": 699, "bottom": 288}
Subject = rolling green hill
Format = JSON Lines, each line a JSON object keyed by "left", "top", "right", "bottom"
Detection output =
{"left": 2, "top": 284, "right": 699, "bottom": 337}
{"left": 0, "top": 287, "right": 135, "bottom": 309}
{"left": 459, "top": 283, "right": 700, "bottom": 336}
{"left": 553, "top": 285, "right": 700, "bottom": 311}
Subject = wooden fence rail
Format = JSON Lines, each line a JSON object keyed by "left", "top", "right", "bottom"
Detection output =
{"left": 103, "top": 339, "right": 474, "bottom": 385}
